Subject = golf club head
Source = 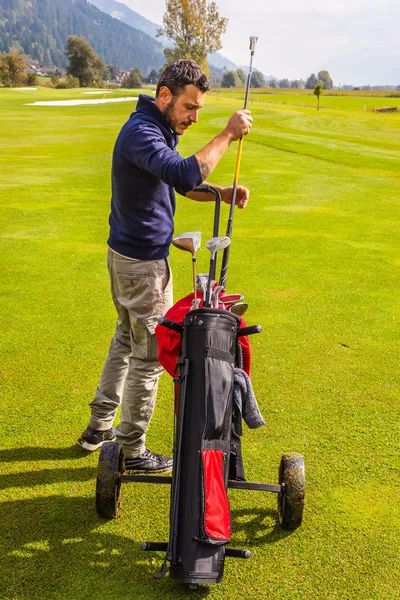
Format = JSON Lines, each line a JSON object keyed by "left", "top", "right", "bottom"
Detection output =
{"left": 212, "top": 285, "right": 225, "bottom": 308}
{"left": 220, "top": 293, "right": 245, "bottom": 305}
{"left": 249, "top": 36, "right": 258, "bottom": 53}
{"left": 229, "top": 302, "right": 248, "bottom": 316}
{"left": 196, "top": 275, "right": 208, "bottom": 293}
{"left": 205, "top": 236, "right": 230, "bottom": 258}
{"left": 172, "top": 231, "right": 201, "bottom": 254}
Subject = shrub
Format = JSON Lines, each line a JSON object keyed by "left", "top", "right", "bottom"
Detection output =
{"left": 54, "top": 75, "right": 80, "bottom": 89}
{"left": 23, "top": 72, "right": 38, "bottom": 86}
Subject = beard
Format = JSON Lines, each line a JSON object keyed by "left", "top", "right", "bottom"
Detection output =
{"left": 164, "top": 97, "right": 191, "bottom": 135}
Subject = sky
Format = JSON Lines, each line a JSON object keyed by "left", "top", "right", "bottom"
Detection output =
{"left": 119, "top": 0, "right": 400, "bottom": 86}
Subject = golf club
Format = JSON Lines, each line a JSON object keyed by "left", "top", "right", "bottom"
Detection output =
{"left": 219, "top": 36, "right": 258, "bottom": 290}
{"left": 220, "top": 293, "right": 245, "bottom": 307}
{"left": 172, "top": 232, "right": 201, "bottom": 309}
{"left": 205, "top": 236, "right": 230, "bottom": 307}
{"left": 196, "top": 274, "right": 208, "bottom": 307}
{"left": 229, "top": 302, "right": 248, "bottom": 316}
{"left": 212, "top": 285, "right": 225, "bottom": 308}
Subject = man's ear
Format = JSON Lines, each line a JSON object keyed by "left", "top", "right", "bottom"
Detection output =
{"left": 157, "top": 86, "right": 173, "bottom": 107}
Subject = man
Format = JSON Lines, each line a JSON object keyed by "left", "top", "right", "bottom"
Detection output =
{"left": 78, "top": 60, "right": 252, "bottom": 472}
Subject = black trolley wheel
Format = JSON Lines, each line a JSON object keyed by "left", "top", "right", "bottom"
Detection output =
{"left": 96, "top": 441, "right": 124, "bottom": 519}
{"left": 277, "top": 452, "right": 305, "bottom": 530}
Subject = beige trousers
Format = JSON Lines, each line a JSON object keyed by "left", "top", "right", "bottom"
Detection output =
{"left": 88, "top": 248, "right": 173, "bottom": 458}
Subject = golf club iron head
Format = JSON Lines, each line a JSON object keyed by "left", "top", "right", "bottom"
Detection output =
{"left": 196, "top": 274, "right": 207, "bottom": 288}
{"left": 220, "top": 293, "right": 245, "bottom": 306}
{"left": 229, "top": 302, "right": 248, "bottom": 316}
{"left": 205, "top": 237, "right": 231, "bottom": 307}
{"left": 212, "top": 285, "right": 225, "bottom": 308}
{"left": 196, "top": 275, "right": 208, "bottom": 301}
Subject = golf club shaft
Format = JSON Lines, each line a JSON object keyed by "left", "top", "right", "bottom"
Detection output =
{"left": 210, "top": 189, "right": 221, "bottom": 280}
{"left": 205, "top": 256, "right": 215, "bottom": 307}
{"left": 192, "top": 256, "right": 197, "bottom": 309}
{"left": 219, "top": 39, "right": 257, "bottom": 289}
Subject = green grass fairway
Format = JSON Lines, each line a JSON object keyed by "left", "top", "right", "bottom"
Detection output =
{"left": 1, "top": 87, "right": 399, "bottom": 599}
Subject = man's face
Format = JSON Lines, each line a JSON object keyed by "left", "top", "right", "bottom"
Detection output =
{"left": 163, "top": 84, "right": 206, "bottom": 135}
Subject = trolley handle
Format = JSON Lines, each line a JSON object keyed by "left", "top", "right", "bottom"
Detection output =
{"left": 158, "top": 317, "right": 183, "bottom": 333}
{"left": 191, "top": 184, "right": 222, "bottom": 241}
{"left": 191, "top": 183, "right": 221, "bottom": 203}
{"left": 238, "top": 324, "right": 262, "bottom": 337}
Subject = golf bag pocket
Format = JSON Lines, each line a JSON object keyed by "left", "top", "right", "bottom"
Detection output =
{"left": 199, "top": 447, "right": 231, "bottom": 545}
{"left": 203, "top": 346, "right": 235, "bottom": 440}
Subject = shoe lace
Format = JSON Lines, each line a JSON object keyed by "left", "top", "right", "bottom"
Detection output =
{"left": 143, "top": 449, "right": 165, "bottom": 462}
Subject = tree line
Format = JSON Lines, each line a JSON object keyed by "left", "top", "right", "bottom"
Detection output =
{"left": 217, "top": 69, "right": 334, "bottom": 90}
{"left": 0, "top": 0, "right": 164, "bottom": 72}
{"left": 0, "top": 38, "right": 161, "bottom": 89}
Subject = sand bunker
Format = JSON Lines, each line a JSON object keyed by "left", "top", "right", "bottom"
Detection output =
{"left": 26, "top": 97, "right": 138, "bottom": 107}
{"left": 15, "top": 87, "right": 38, "bottom": 91}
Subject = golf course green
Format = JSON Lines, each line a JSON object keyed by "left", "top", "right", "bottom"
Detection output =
{"left": 1, "top": 85, "right": 399, "bottom": 599}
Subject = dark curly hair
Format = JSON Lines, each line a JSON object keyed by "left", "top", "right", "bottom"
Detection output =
{"left": 156, "top": 60, "right": 210, "bottom": 97}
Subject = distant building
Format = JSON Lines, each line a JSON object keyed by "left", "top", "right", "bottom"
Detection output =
{"left": 114, "top": 69, "right": 129, "bottom": 83}
{"left": 28, "top": 64, "right": 48, "bottom": 77}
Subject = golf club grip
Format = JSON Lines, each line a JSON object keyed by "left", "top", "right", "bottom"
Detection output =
{"left": 238, "top": 324, "right": 262, "bottom": 337}
{"left": 213, "top": 190, "right": 221, "bottom": 238}
{"left": 219, "top": 183, "right": 237, "bottom": 287}
{"left": 219, "top": 245, "right": 230, "bottom": 288}
{"left": 158, "top": 317, "right": 182, "bottom": 333}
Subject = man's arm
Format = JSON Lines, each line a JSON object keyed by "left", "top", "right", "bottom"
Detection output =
{"left": 182, "top": 109, "right": 252, "bottom": 208}
{"left": 120, "top": 110, "right": 251, "bottom": 195}
{"left": 185, "top": 184, "right": 249, "bottom": 209}
{"left": 194, "top": 109, "right": 252, "bottom": 181}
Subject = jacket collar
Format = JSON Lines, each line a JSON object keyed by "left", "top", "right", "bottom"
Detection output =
{"left": 134, "top": 94, "right": 178, "bottom": 148}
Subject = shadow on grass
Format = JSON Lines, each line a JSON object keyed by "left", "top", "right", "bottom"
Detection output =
{"left": 0, "top": 466, "right": 96, "bottom": 490}
{"left": 230, "top": 507, "right": 294, "bottom": 546}
{"left": 0, "top": 445, "right": 89, "bottom": 462}
{"left": 0, "top": 495, "right": 211, "bottom": 600}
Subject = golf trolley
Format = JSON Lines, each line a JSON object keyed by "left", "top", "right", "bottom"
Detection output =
{"left": 95, "top": 37, "right": 305, "bottom": 589}
{"left": 95, "top": 186, "right": 305, "bottom": 589}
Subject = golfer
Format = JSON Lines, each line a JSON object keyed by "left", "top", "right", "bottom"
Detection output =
{"left": 78, "top": 60, "right": 252, "bottom": 472}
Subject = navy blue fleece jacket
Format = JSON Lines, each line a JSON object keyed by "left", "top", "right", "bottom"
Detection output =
{"left": 107, "top": 94, "right": 203, "bottom": 260}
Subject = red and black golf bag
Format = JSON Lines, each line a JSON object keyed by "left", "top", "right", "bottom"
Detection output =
{"left": 156, "top": 303, "right": 259, "bottom": 586}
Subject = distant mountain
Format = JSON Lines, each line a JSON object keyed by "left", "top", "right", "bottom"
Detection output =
{"left": 208, "top": 52, "right": 237, "bottom": 72}
{"left": 0, "top": 0, "right": 164, "bottom": 72}
{"left": 88, "top": 0, "right": 237, "bottom": 72}
{"left": 87, "top": 0, "right": 170, "bottom": 45}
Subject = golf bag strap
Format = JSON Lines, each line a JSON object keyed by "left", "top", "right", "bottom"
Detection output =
{"left": 205, "top": 346, "right": 235, "bottom": 363}
{"left": 201, "top": 440, "right": 231, "bottom": 452}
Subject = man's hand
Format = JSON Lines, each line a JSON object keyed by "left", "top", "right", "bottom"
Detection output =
{"left": 224, "top": 110, "right": 253, "bottom": 141}
{"left": 221, "top": 185, "right": 249, "bottom": 208}
{"left": 194, "top": 110, "right": 252, "bottom": 182}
